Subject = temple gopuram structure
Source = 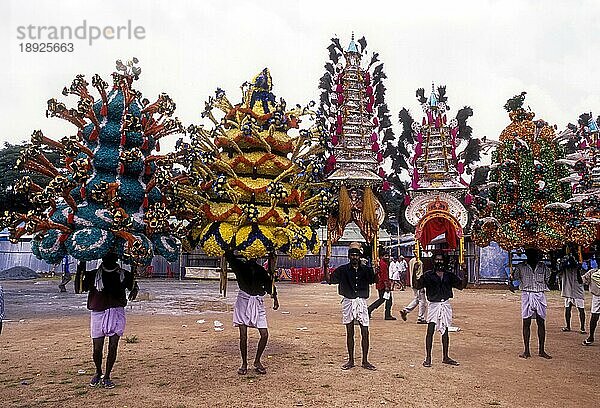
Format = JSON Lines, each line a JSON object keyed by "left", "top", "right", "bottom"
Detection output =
{"left": 401, "top": 85, "right": 479, "bottom": 264}
{"left": 318, "top": 34, "right": 393, "bottom": 267}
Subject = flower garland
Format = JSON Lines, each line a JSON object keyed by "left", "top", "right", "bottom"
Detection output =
{"left": 165, "top": 69, "right": 328, "bottom": 259}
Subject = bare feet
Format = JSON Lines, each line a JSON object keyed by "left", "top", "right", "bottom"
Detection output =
{"left": 237, "top": 367, "right": 247, "bottom": 375}
{"left": 538, "top": 351, "right": 552, "bottom": 359}
{"left": 341, "top": 361, "right": 355, "bottom": 370}
{"left": 518, "top": 351, "right": 531, "bottom": 359}
{"left": 361, "top": 361, "right": 376, "bottom": 370}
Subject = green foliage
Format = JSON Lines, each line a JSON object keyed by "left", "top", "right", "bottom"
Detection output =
{"left": 379, "top": 187, "right": 413, "bottom": 234}
{"left": 503, "top": 91, "right": 527, "bottom": 112}
{"left": 472, "top": 111, "right": 595, "bottom": 250}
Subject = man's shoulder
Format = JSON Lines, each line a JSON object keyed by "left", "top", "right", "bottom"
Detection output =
{"left": 536, "top": 262, "right": 552, "bottom": 271}
{"left": 334, "top": 263, "right": 350, "bottom": 272}
{"left": 514, "top": 262, "right": 528, "bottom": 270}
{"left": 359, "top": 264, "right": 374, "bottom": 274}
{"left": 581, "top": 269, "right": 592, "bottom": 279}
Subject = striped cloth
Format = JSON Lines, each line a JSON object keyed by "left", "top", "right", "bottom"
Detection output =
{"left": 560, "top": 267, "right": 584, "bottom": 299}
{"left": 513, "top": 262, "right": 551, "bottom": 292}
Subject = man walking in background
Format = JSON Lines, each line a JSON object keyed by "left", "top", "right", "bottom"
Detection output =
{"left": 400, "top": 253, "right": 427, "bottom": 324}
{"left": 58, "top": 255, "right": 72, "bottom": 293}
{"left": 368, "top": 250, "right": 396, "bottom": 320}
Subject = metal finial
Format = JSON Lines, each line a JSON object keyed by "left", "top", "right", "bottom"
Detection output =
{"left": 351, "top": 31, "right": 354, "bottom": 41}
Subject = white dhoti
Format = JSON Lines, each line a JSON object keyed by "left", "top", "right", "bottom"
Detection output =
{"left": 564, "top": 297, "right": 585, "bottom": 309}
{"left": 521, "top": 291, "right": 547, "bottom": 319}
{"left": 341, "top": 297, "right": 370, "bottom": 326}
{"left": 591, "top": 295, "right": 600, "bottom": 314}
{"left": 427, "top": 300, "right": 452, "bottom": 334}
{"left": 233, "top": 290, "right": 267, "bottom": 329}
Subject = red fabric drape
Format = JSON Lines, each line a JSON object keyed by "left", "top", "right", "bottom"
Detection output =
{"left": 419, "top": 217, "right": 458, "bottom": 249}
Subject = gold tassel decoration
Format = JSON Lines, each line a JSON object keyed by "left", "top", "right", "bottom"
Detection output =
{"left": 338, "top": 185, "right": 352, "bottom": 229}
{"left": 415, "top": 241, "right": 420, "bottom": 263}
{"left": 362, "top": 186, "right": 378, "bottom": 230}
{"left": 459, "top": 237, "right": 465, "bottom": 265}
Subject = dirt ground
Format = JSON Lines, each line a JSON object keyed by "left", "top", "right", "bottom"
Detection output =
{"left": 0, "top": 279, "right": 597, "bottom": 408}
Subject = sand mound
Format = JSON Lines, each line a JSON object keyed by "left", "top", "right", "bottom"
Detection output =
{"left": 0, "top": 266, "right": 39, "bottom": 280}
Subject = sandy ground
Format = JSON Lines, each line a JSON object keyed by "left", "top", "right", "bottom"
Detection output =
{"left": 0, "top": 279, "right": 597, "bottom": 408}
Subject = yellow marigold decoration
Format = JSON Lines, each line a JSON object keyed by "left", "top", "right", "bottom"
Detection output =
{"left": 165, "top": 68, "right": 328, "bottom": 260}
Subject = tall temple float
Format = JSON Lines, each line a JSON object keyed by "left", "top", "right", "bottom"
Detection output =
{"left": 554, "top": 112, "right": 600, "bottom": 265}
{"left": 163, "top": 68, "right": 327, "bottom": 294}
{"left": 471, "top": 93, "right": 595, "bottom": 255}
{"left": 318, "top": 34, "right": 393, "bottom": 269}
{"left": 559, "top": 113, "right": 600, "bottom": 213}
{"left": 0, "top": 59, "right": 182, "bottom": 268}
{"left": 399, "top": 85, "right": 481, "bottom": 265}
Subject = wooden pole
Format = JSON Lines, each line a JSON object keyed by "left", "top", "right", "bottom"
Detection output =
{"left": 372, "top": 228, "right": 379, "bottom": 267}
{"left": 508, "top": 251, "right": 513, "bottom": 282}
{"left": 324, "top": 227, "right": 332, "bottom": 278}
{"left": 220, "top": 255, "right": 227, "bottom": 297}
{"left": 415, "top": 240, "right": 420, "bottom": 263}
{"left": 268, "top": 252, "right": 276, "bottom": 293}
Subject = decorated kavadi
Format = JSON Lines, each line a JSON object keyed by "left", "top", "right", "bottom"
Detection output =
{"left": 0, "top": 59, "right": 183, "bottom": 266}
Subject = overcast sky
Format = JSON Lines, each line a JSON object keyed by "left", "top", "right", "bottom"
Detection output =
{"left": 2, "top": 0, "right": 600, "bottom": 153}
